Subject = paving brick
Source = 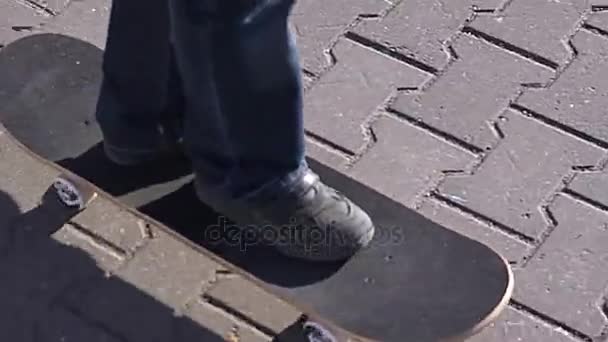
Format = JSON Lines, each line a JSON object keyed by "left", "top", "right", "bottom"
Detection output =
{"left": 568, "top": 171, "right": 608, "bottom": 207}
{"left": 588, "top": 11, "right": 608, "bottom": 31}
{"left": 305, "top": 138, "right": 350, "bottom": 171}
{"left": 391, "top": 34, "right": 553, "bottom": 150}
{"left": 71, "top": 197, "right": 149, "bottom": 256}
{"left": 467, "top": 307, "right": 580, "bottom": 342}
{"left": 0, "top": 1, "right": 48, "bottom": 46}
{"left": 38, "top": 306, "right": 122, "bottom": 342}
{"left": 176, "top": 299, "right": 272, "bottom": 342}
{"left": 352, "top": 0, "right": 473, "bottom": 70}
{"left": 30, "top": 0, "right": 71, "bottom": 14}
{"left": 517, "top": 29, "right": 608, "bottom": 144}
{"left": 0, "top": 189, "right": 21, "bottom": 257}
{"left": 0, "top": 140, "right": 123, "bottom": 341}
{"left": 469, "top": 0, "right": 586, "bottom": 66}
{"left": 418, "top": 199, "right": 531, "bottom": 265}
{"left": 439, "top": 109, "right": 604, "bottom": 239}
{"left": 475, "top": 0, "right": 511, "bottom": 8}
{"left": 52, "top": 223, "right": 125, "bottom": 272}
{"left": 304, "top": 38, "right": 429, "bottom": 153}
{"left": 0, "top": 128, "right": 62, "bottom": 213}
{"left": 513, "top": 194, "right": 608, "bottom": 337}
{"left": 0, "top": 219, "right": 104, "bottom": 315}
{"left": 43, "top": 0, "right": 111, "bottom": 49}
{"left": 0, "top": 132, "right": 108, "bottom": 308}
{"left": 347, "top": 114, "right": 475, "bottom": 206}
{"left": 53, "top": 232, "right": 239, "bottom": 341}
{"left": 2, "top": 305, "right": 34, "bottom": 342}
{"left": 115, "top": 228, "right": 221, "bottom": 309}
{"left": 61, "top": 277, "right": 180, "bottom": 342}
{"left": 290, "top": 0, "right": 389, "bottom": 73}
{"left": 205, "top": 276, "right": 302, "bottom": 335}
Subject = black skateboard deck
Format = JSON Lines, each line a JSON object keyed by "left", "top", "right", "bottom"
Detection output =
{"left": 0, "top": 33, "right": 513, "bottom": 342}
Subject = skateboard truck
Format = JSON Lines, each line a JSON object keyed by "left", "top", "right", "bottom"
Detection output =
{"left": 52, "top": 173, "right": 97, "bottom": 210}
{"left": 303, "top": 321, "right": 337, "bottom": 342}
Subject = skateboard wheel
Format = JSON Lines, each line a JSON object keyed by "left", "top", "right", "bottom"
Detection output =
{"left": 53, "top": 176, "right": 86, "bottom": 210}
{"left": 303, "top": 321, "right": 337, "bottom": 342}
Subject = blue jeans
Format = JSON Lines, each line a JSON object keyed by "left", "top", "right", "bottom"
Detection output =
{"left": 96, "top": 0, "right": 307, "bottom": 199}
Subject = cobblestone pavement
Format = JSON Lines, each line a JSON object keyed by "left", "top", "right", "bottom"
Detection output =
{"left": 0, "top": 125, "right": 302, "bottom": 341}
{"left": 2, "top": 0, "right": 608, "bottom": 341}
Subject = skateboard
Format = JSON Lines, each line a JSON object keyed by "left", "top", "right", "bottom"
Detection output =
{"left": 0, "top": 33, "right": 513, "bottom": 342}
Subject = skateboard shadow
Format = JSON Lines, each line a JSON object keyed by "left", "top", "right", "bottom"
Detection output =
{"left": 0, "top": 189, "right": 229, "bottom": 341}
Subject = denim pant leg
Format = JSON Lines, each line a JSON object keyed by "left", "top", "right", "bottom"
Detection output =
{"left": 169, "top": 0, "right": 307, "bottom": 200}
{"left": 95, "top": 0, "right": 184, "bottom": 155}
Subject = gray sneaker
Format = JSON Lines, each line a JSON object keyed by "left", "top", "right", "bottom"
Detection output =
{"left": 195, "top": 168, "right": 375, "bottom": 262}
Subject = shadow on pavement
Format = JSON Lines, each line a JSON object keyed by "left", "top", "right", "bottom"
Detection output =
{"left": 0, "top": 189, "right": 227, "bottom": 341}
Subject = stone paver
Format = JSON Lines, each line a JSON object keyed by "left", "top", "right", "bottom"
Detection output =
{"left": 347, "top": 114, "right": 476, "bottom": 206}
{"left": 0, "top": 130, "right": 64, "bottom": 213}
{"left": 303, "top": 37, "right": 430, "bottom": 153}
{"left": 467, "top": 307, "right": 581, "bottom": 342}
{"left": 30, "top": 0, "right": 71, "bottom": 14}
{"left": 39, "top": 307, "right": 123, "bottom": 342}
{"left": 588, "top": 10, "right": 608, "bottom": 32}
{"left": 390, "top": 34, "right": 554, "bottom": 150}
{"left": 352, "top": 0, "right": 471, "bottom": 70}
{"left": 469, "top": 0, "right": 587, "bottom": 67}
{"left": 513, "top": 194, "right": 608, "bottom": 337}
{"left": 177, "top": 299, "right": 272, "bottom": 342}
{"left": 60, "top": 277, "right": 192, "bottom": 341}
{"left": 4, "top": 0, "right": 608, "bottom": 341}
{"left": 304, "top": 137, "right": 352, "bottom": 170}
{"left": 113, "top": 228, "right": 221, "bottom": 309}
{"left": 568, "top": 171, "right": 608, "bottom": 206}
{"left": 53, "top": 223, "right": 126, "bottom": 272}
{"left": 0, "top": 1, "right": 49, "bottom": 47}
{"left": 70, "top": 198, "right": 151, "bottom": 256}
{"left": 0, "top": 123, "right": 301, "bottom": 341}
{"left": 516, "top": 29, "right": 608, "bottom": 144}
{"left": 439, "top": 109, "right": 604, "bottom": 240}
{"left": 42, "top": 0, "right": 110, "bottom": 48}
{"left": 290, "top": 0, "right": 390, "bottom": 74}
{"left": 204, "top": 276, "right": 302, "bottom": 335}
{"left": 1, "top": 306, "right": 35, "bottom": 342}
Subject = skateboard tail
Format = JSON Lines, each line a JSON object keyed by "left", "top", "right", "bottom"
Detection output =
{"left": 440, "top": 252, "right": 515, "bottom": 342}
{"left": 301, "top": 253, "right": 514, "bottom": 342}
